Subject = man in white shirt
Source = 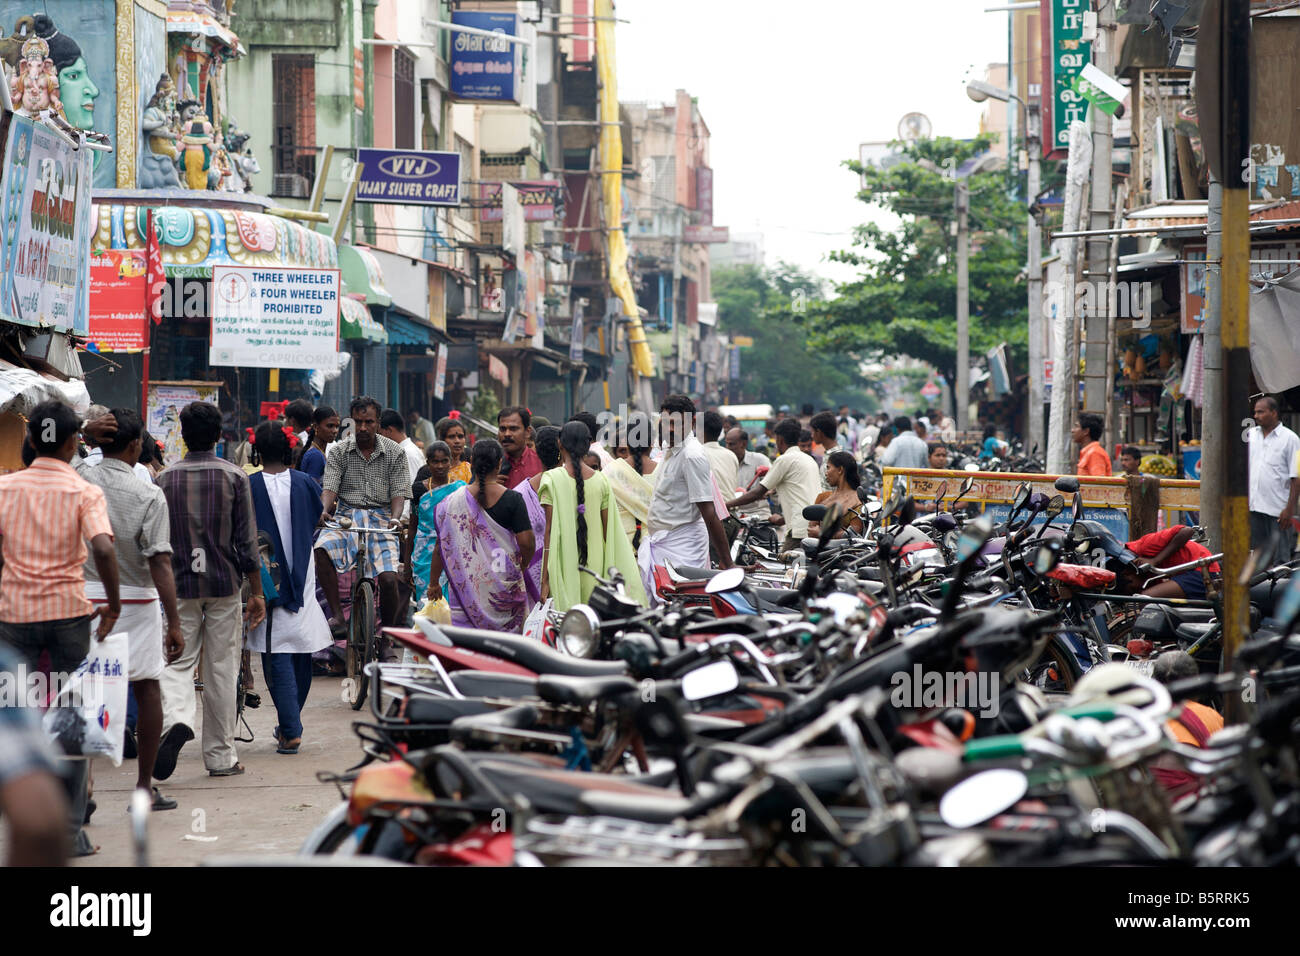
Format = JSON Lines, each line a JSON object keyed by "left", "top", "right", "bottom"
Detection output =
{"left": 636, "top": 395, "right": 734, "bottom": 603}
{"left": 379, "top": 409, "right": 423, "bottom": 520}
{"left": 724, "top": 427, "right": 771, "bottom": 519}
{"left": 700, "top": 410, "right": 739, "bottom": 498}
{"left": 1247, "top": 395, "right": 1300, "bottom": 565}
{"left": 880, "top": 415, "right": 930, "bottom": 470}
{"left": 727, "top": 418, "right": 821, "bottom": 549}
{"left": 929, "top": 408, "right": 957, "bottom": 443}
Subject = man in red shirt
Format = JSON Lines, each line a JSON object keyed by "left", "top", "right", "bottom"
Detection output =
{"left": 1073, "top": 412, "right": 1112, "bottom": 476}
{"left": 497, "top": 406, "right": 543, "bottom": 486}
{"left": 1123, "top": 525, "right": 1220, "bottom": 599}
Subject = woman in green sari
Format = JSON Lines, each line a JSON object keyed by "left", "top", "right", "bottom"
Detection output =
{"left": 607, "top": 410, "right": 657, "bottom": 550}
{"left": 539, "top": 422, "right": 647, "bottom": 611}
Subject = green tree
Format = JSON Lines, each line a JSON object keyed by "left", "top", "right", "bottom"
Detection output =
{"left": 802, "top": 135, "right": 1029, "bottom": 387}
{"left": 714, "top": 262, "right": 878, "bottom": 411}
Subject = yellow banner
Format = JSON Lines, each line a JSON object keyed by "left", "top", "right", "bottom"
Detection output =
{"left": 595, "top": 0, "right": 654, "bottom": 378}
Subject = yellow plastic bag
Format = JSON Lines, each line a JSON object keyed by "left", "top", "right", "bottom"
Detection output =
{"left": 416, "top": 597, "right": 451, "bottom": 625}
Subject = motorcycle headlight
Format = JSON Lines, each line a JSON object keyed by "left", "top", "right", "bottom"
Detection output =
{"left": 559, "top": 605, "right": 601, "bottom": 658}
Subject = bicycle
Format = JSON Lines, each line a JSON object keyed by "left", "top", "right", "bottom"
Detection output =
{"left": 320, "top": 513, "right": 403, "bottom": 711}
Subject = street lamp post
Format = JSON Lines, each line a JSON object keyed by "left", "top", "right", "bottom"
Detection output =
{"left": 967, "top": 79, "right": 1042, "bottom": 454}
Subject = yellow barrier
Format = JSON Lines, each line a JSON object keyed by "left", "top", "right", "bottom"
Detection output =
{"left": 882, "top": 467, "right": 1200, "bottom": 528}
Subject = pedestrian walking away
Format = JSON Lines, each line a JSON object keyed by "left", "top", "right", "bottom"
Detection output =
{"left": 0, "top": 400, "right": 120, "bottom": 856}
{"left": 155, "top": 401, "right": 266, "bottom": 780}
{"left": 518, "top": 425, "right": 563, "bottom": 600}
{"left": 246, "top": 421, "right": 331, "bottom": 756}
{"left": 880, "top": 416, "right": 929, "bottom": 470}
{"left": 80, "top": 408, "right": 184, "bottom": 811}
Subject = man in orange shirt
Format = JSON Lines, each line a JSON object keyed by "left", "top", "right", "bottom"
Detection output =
{"left": 1149, "top": 651, "right": 1225, "bottom": 800}
{"left": 0, "top": 400, "right": 122, "bottom": 858}
{"left": 1073, "top": 412, "right": 1111, "bottom": 476}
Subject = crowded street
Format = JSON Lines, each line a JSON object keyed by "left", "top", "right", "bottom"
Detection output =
{"left": 0, "top": 0, "right": 1295, "bottom": 929}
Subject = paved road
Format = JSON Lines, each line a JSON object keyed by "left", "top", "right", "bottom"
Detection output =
{"left": 17, "top": 660, "right": 363, "bottom": 867}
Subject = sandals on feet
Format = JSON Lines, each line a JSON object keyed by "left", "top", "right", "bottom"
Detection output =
{"left": 208, "top": 762, "right": 245, "bottom": 777}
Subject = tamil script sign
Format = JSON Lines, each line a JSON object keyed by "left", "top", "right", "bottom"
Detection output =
{"left": 478, "top": 181, "right": 558, "bottom": 221}
{"left": 0, "top": 114, "right": 95, "bottom": 333}
{"left": 683, "top": 224, "right": 729, "bottom": 244}
{"left": 1040, "top": 0, "right": 1092, "bottom": 159}
{"left": 356, "top": 148, "right": 461, "bottom": 206}
{"left": 87, "top": 250, "right": 148, "bottom": 351}
{"left": 209, "top": 265, "right": 341, "bottom": 370}
{"left": 450, "top": 11, "right": 521, "bottom": 102}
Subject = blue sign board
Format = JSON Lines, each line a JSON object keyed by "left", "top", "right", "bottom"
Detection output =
{"left": 355, "top": 148, "right": 461, "bottom": 206}
{"left": 983, "top": 503, "right": 1129, "bottom": 542}
{"left": 450, "top": 11, "right": 520, "bottom": 102}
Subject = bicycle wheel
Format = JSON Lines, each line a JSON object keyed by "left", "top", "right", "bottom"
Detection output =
{"left": 348, "top": 578, "right": 376, "bottom": 711}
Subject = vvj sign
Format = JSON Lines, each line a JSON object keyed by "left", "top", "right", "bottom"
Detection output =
{"left": 355, "top": 148, "right": 462, "bottom": 206}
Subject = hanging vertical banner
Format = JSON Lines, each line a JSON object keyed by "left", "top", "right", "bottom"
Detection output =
{"left": 502, "top": 306, "right": 520, "bottom": 344}
{"left": 433, "top": 343, "right": 448, "bottom": 400}
{"left": 87, "top": 250, "right": 148, "bottom": 350}
{"left": 1040, "top": 0, "right": 1092, "bottom": 159}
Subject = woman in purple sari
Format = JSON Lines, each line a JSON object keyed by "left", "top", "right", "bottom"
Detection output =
{"left": 427, "top": 439, "right": 538, "bottom": 631}
{"left": 516, "top": 425, "right": 561, "bottom": 601}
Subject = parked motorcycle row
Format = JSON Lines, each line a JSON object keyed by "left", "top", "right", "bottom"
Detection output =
{"left": 299, "top": 475, "right": 1300, "bottom": 866}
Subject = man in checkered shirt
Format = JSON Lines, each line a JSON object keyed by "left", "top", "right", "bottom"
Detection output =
{"left": 314, "top": 396, "right": 412, "bottom": 661}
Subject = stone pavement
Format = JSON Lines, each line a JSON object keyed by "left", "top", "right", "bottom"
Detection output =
{"left": 31, "top": 659, "right": 361, "bottom": 867}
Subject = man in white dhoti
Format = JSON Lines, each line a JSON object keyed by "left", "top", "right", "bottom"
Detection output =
{"left": 81, "top": 409, "right": 185, "bottom": 812}
{"left": 637, "top": 394, "right": 735, "bottom": 604}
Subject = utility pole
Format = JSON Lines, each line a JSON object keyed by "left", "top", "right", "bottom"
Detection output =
{"left": 1202, "top": 175, "right": 1223, "bottom": 551}
{"left": 955, "top": 178, "right": 970, "bottom": 433}
{"left": 1025, "top": 99, "right": 1044, "bottom": 456}
{"left": 361, "top": 0, "right": 379, "bottom": 246}
{"left": 1082, "top": 0, "right": 1115, "bottom": 422}
{"left": 1213, "top": 0, "right": 1252, "bottom": 670}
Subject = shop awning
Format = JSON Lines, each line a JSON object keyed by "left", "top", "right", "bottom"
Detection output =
{"left": 93, "top": 204, "right": 338, "bottom": 277}
{"left": 339, "top": 245, "right": 392, "bottom": 307}
{"left": 166, "top": 12, "right": 245, "bottom": 56}
{"left": 341, "top": 296, "right": 387, "bottom": 345}
{"left": 0, "top": 357, "right": 90, "bottom": 417}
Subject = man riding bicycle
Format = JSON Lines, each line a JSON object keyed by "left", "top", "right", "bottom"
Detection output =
{"left": 314, "top": 396, "right": 412, "bottom": 662}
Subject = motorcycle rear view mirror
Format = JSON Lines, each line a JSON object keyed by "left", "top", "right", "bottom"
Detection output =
{"left": 705, "top": 567, "right": 746, "bottom": 595}
{"left": 1053, "top": 476, "right": 1080, "bottom": 494}
{"left": 939, "top": 769, "right": 1029, "bottom": 829}
{"left": 1033, "top": 539, "right": 1062, "bottom": 575}
{"left": 897, "top": 497, "right": 916, "bottom": 528}
{"left": 1044, "top": 495, "right": 1065, "bottom": 519}
{"left": 802, "top": 504, "right": 828, "bottom": 522}
{"left": 1072, "top": 489, "right": 1085, "bottom": 522}
{"left": 955, "top": 515, "right": 994, "bottom": 562}
{"left": 856, "top": 484, "right": 871, "bottom": 503}
{"left": 959, "top": 476, "right": 975, "bottom": 497}
{"left": 933, "top": 480, "right": 949, "bottom": 505}
{"left": 867, "top": 501, "right": 883, "bottom": 517}
{"left": 1011, "top": 482, "right": 1031, "bottom": 512}
{"left": 681, "top": 659, "right": 740, "bottom": 702}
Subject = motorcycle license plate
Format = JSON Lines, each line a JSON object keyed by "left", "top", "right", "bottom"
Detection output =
{"left": 1126, "top": 658, "right": 1155, "bottom": 676}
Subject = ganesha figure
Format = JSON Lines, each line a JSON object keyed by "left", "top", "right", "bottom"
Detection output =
{"left": 9, "top": 35, "right": 62, "bottom": 119}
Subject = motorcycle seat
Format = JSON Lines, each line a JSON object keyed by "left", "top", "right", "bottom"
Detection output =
{"left": 455, "top": 757, "right": 683, "bottom": 817}
{"left": 671, "top": 565, "right": 721, "bottom": 581}
{"left": 448, "top": 703, "right": 542, "bottom": 746}
{"left": 404, "top": 695, "right": 497, "bottom": 724}
{"left": 576, "top": 789, "right": 698, "bottom": 823}
{"left": 536, "top": 674, "right": 638, "bottom": 708}
{"left": 437, "top": 624, "right": 628, "bottom": 678}
{"left": 751, "top": 586, "right": 800, "bottom": 608}
{"left": 447, "top": 671, "right": 539, "bottom": 700}
{"left": 1175, "top": 622, "right": 1216, "bottom": 643}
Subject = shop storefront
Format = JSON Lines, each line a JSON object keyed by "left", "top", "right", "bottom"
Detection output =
{"left": 87, "top": 199, "right": 340, "bottom": 438}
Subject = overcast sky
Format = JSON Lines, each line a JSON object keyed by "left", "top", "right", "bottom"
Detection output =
{"left": 615, "top": 0, "right": 1011, "bottom": 287}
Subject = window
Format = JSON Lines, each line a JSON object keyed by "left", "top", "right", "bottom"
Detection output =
{"left": 394, "top": 49, "right": 415, "bottom": 150}
{"left": 271, "top": 54, "right": 316, "bottom": 198}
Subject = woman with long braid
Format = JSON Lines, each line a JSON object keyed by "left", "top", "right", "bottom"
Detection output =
{"left": 538, "top": 422, "right": 645, "bottom": 612}
{"left": 518, "top": 425, "right": 561, "bottom": 601}
{"left": 607, "top": 411, "right": 658, "bottom": 550}
{"left": 425, "top": 439, "right": 536, "bottom": 630}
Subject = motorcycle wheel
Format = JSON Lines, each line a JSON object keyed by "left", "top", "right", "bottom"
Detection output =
{"left": 1023, "top": 636, "right": 1085, "bottom": 693}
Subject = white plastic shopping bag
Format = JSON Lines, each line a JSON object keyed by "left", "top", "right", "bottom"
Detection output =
{"left": 43, "top": 632, "right": 130, "bottom": 766}
{"left": 522, "top": 598, "right": 553, "bottom": 643}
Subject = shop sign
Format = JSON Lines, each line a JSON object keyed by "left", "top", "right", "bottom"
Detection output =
{"left": 0, "top": 115, "right": 95, "bottom": 333}
{"left": 87, "top": 250, "right": 148, "bottom": 350}
{"left": 356, "top": 148, "right": 461, "bottom": 206}
{"left": 209, "top": 265, "right": 341, "bottom": 370}
{"left": 450, "top": 11, "right": 521, "bottom": 102}
{"left": 1041, "top": 0, "right": 1092, "bottom": 159}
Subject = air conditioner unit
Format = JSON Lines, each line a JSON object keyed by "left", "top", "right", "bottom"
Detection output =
{"left": 274, "top": 174, "right": 310, "bottom": 198}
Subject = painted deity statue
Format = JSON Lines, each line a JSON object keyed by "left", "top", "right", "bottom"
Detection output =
{"left": 9, "top": 35, "right": 62, "bottom": 119}
{"left": 140, "top": 73, "right": 182, "bottom": 189}
{"left": 176, "top": 98, "right": 215, "bottom": 190}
